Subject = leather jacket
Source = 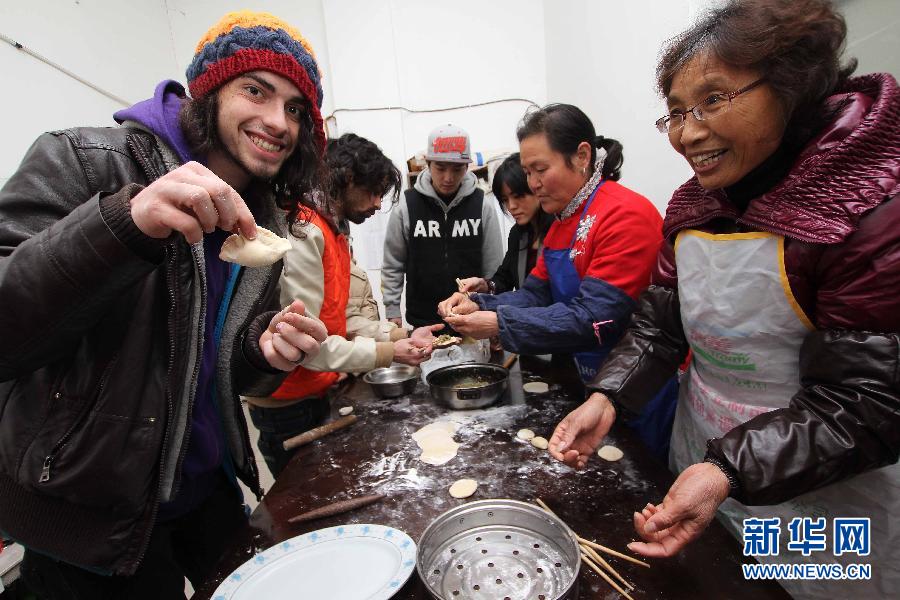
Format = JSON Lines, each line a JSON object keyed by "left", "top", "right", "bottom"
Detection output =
{"left": 588, "top": 73, "right": 900, "bottom": 505}
{"left": 0, "top": 127, "right": 288, "bottom": 574}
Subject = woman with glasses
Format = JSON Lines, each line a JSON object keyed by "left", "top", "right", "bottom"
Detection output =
{"left": 453, "top": 153, "right": 553, "bottom": 297}
{"left": 549, "top": 0, "right": 900, "bottom": 595}
{"left": 438, "top": 104, "right": 663, "bottom": 390}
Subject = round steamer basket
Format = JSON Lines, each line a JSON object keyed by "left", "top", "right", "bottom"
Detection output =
{"left": 417, "top": 499, "right": 580, "bottom": 600}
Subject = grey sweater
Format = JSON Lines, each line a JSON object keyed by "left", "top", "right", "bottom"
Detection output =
{"left": 381, "top": 170, "right": 503, "bottom": 319}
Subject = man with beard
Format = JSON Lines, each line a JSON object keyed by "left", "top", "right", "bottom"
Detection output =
{"left": 0, "top": 11, "right": 329, "bottom": 598}
{"left": 382, "top": 124, "right": 503, "bottom": 327}
{"left": 249, "top": 133, "right": 440, "bottom": 477}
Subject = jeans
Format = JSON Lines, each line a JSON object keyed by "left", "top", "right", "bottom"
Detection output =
{"left": 248, "top": 395, "right": 330, "bottom": 478}
{"left": 21, "top": 471, "right": 246, "bottom": 600}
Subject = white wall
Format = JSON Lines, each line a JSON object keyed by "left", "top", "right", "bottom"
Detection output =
{"left": 0, "top": 0, "right": 178, "bottom": 188}
{"left": 543, "top": 0, "right": 718, "bottom": 214}
{"left": 321, "top": 0, "right": 545, "bottom": 281}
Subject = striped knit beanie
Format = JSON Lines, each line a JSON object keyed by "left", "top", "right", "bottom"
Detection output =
{"left": 186, "top": 11, "right": 326, "bottom": 153}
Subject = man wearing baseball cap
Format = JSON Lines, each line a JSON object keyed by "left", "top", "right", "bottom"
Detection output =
{"left": 382, "top": 124, "right": 503, "bottom": 327}
{"left": 0, "top": 11, "right": 329, "bottom": 597}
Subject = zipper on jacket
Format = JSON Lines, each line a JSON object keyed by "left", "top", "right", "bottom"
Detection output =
{"left": 39, "top": 355, "right": 118, "bottom": 483}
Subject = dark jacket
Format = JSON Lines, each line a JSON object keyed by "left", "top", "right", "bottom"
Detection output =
{"left": 588, "top": 73, "right": 900, "bottom": 505}
{"left": 0, "top": 127, "right": 287, "bottom": 575}
{"left": 489, "top": 212, "right": 552, "bottom": 294}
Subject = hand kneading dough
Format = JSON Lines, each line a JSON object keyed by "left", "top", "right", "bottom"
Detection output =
{"left": 412, "top": 421, "right": 460, "bottom": 465}
{"left": 523, "top": 381, "right": 549, "bottom": 394}
{"left": 596, "top": 445, "right": 624, "bottom": 461}
{"left": 531, "top": 436, "right": 549, "bottom": 450}
{"left": 517, "top": 428, "right": 535, "bottom": 441}
{"left": 219, "top": 227, "right": 292, "bottom": 267}
{"left": 338, "top": 406, "right": 353, "bottom": 416}
{"left": 449, "top": 478, "right": 478, "bottom": 499}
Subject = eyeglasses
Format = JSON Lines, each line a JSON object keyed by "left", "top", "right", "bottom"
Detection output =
{"left": 655, "top": 78, "right": 766, "bottom": 134}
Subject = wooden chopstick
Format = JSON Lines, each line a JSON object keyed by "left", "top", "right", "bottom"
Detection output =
{"left": 535, "top": 498, "right": 643, "bottom": 593}
{"left": 581, "top": 551, "right": 636, "bottom": 600}
{"left": 578, "top": 537, "right": 650, "bottom": 568}
{"left": 581, "top": 542, "right": 634, "bottom": 591}
{"left": 455, "top": 277, "right": 465, "bottom": 291}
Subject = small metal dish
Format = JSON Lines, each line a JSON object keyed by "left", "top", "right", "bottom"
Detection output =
{"left": 363, "top": 365, "right": 421, "bottom": 398}
{"left": 417, "top": 499, "right": 580, "bottom": 600}
{"left": 426, "top": 363, "right": 509, "bottom": 410}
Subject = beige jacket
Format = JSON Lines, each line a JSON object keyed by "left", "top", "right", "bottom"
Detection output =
{"left": 280, "top": 223, "right": 406, "bottom": 374}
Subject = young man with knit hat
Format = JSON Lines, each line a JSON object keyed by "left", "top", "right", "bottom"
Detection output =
{"left": 0, "top": 11, "right": 328, "bottom": 598}
{"left": 382, "top": 124, "right": 504, "bottom": 328}
{"left": 248, "top": 133, "right": 442, "bottom": 476}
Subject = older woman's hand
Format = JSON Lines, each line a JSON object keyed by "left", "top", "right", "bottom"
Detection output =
{"left": 548, "top": 392, "right": 616, "bottom": 468}
{"left": 437, "top": 292, "right": 479, "bottom": 317}
{"left": 443, "top": 311, "right": 499, "bottom": 339}
{"left": 627, "top": 462, "right": 731, "bottom": 558}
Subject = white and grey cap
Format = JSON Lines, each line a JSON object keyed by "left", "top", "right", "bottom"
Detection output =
{"left": 425, "top": 124, "right": 472, "bottom": 164}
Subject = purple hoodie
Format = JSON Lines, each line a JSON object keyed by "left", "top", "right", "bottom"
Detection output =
{"left": 116, "top": 80, "right": 235, "bottom": 519}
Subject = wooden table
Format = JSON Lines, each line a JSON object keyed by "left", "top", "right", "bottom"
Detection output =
{"left": 196, "top": 355, "right": 789, "bottom": 599}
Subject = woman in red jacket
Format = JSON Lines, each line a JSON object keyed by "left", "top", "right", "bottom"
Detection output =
{"left": 550, "top": 1, "right": 900, "bottom": 596}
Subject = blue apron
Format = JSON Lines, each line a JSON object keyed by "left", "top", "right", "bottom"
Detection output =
{"left": 543, "top": 184, "right": 608, "bottom": 382}
{"left": 543, "top": 183, "right": 677, "bottom": 459}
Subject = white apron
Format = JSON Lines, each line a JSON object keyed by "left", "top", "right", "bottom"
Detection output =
{"left": 672, "top": 230, "right": 899, "bottom": 599}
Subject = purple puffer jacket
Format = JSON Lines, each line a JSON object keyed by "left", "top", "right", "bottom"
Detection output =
{"left": 588, "top": 73, "right": 900, "bottom": 506}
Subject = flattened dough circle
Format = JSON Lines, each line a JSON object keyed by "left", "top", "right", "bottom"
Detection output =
{"left": 523, "top": 381, "right": 549, "bottom": 394}
{"left": 531, "top": 436, "right": 549, "bottom": 450}
{"left": 449, "top": 478, "right": 478, "bottom": 499}
{"left": 338, "top": 406, "right": 354, "bottom": 416}
{"left": 597, "top": 445, "right": 624, "bottom": 461}
{"left": 517, "top": 428, "right": 536, "bottom": 441}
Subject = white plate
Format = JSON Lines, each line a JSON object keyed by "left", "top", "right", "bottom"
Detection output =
{"left": 212, "top": 524, "right": 416, "bottom": 600}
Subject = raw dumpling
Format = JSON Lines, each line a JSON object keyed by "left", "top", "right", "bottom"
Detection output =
{"left": 220, "top": 227, "right": 291, "bottom": 267}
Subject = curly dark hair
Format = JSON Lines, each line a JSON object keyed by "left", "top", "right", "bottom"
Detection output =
{"left": 324, "top": 133, "right": 402, "bottom": 207}
{"left": 179, "top": 92, "right": 326, "bottom": 235}
{"left": 517, "top": 104, "right": 624, "bottom": 181}
{"left": 656, "top": 0, "right": 857, "bottom": 148}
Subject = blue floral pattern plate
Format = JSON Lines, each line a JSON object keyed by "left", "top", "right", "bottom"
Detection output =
{"left": 212, "top": 524, "right": 417, "bottom": 599}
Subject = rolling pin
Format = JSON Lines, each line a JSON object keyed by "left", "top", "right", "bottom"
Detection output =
{"left": 502, "top": 353, "right": 519, "bottom": 369}
{"left": 288, "top": 493, "right": 385, "bottom": 524}
{"left": 282, "top": 414, "right": 358, "bottom": 450}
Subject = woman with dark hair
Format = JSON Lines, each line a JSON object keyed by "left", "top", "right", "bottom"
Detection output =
{"left": 550, "top": 1, "right": 900, "bottom": 594}
{"left": 439, "top": 104, "right": 663, "bottom": 386}
{"left": 456, "top": 153, "right": 553, "bottom": 296}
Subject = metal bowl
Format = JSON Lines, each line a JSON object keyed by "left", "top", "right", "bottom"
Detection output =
{"left": 426, "top": 363, "right": 508, "bottom": 410}
{"left": 363, "top": 365, "right": 421, "bottom": 398}
{"left": 417, "top": 499, "right": 581, "bottom": 600}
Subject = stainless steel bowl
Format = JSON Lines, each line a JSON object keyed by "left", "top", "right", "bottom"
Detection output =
{"left": 426, "top": 363, "right": 508, "bottom": 410}
{"left": 417, "top": 499, "right": 581, "bottom": 600}
{"left": 363, "top": 365, "right": 421, "bottom": 398}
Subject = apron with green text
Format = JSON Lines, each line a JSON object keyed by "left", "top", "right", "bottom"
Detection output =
{"left": 672, "top": 231, "right": 899, "bottom": 599}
